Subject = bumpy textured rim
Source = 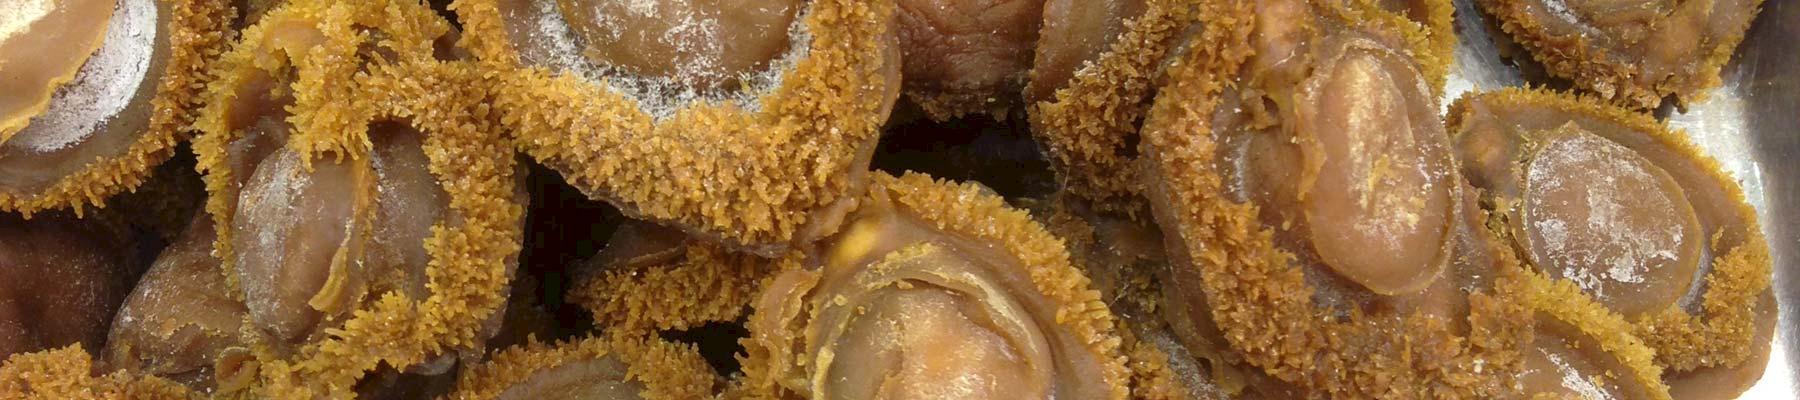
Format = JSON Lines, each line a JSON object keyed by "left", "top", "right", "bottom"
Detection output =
{"left": 1040, "top": 197, "right": 1207, "bottom": 399}
{"left": 737, "top": 171, "right": 1132, "bottom": 400}
{"left": 0, "top": 0, "right": 232, "bottom": 216}
{"left": 0, "top": 345, "right": 194, "bottom": 399}
{"left": 1115, "top": 320, "right": 1208, "bottom": 400}
{"left": 1478, "top": 0, "right": 1764, "bottom": 108}
{"left": 1445, "top": 87, "right": 1775, "bottom": 372}
{"left": 1520, "top": 270, "right": 1673, "bottom": 399}
{"left": 194, "top": 0, "right": 446, "bottom": 303}
{"left": 192, "top": 1, "right": 525, "bottom": 396}
{"left": 906, "top": 83, "right": 1006, "bottom": 122}
{"left": 1411, "top": 0, "right": 1456, "bottom": 93}
{"left": 569, "top": 240, "right": 789, "bottom": 335}
{"left": 1024, "top": 0, "right": 1197, "bottom": 216}
{"left": 454, "top": 0, "right": 898, "bottom": 256}
{"left": 1135, "top": 0, "right": 1535, "bottom": 396}
{"left": 447, "top": 335, "right": 718, "bottom": 400}
{"left": 1024, "top": 0, "right": 1446, "bottom": 216}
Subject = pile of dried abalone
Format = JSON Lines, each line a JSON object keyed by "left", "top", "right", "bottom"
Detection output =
{"left": 0, "top": 0, "right": 1774, "bottom": 399}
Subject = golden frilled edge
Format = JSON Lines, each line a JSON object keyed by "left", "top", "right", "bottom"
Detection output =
{"left": 1521, "top": 270, "right": 1673, "bottom": 400}
{"left": 1116, "top": 322, "right": 1217, "bottom": 400}
{"left": 1024, "top": 0, "right": 1197, "bottom": 216}
{"left": 906, "top": 85, "right": 1006, "bottom": 122}
{"left": 569, "top": 241, "right": 792, "bottom": 336}
{"left": 447, "top": 335, "right": 718, "bottom": 400}
{"left": 1038, "top": 199, "right": 1208, "bottom": 399}
{"left": 735, "top": 171, "right": 1132, "bottom": 400}
{"left": 1135, "top": 0, "right": 1534, "bottom": 396}
{"left": 1024, "top": 0, "right": 1450, "bottom": 218}
{"left": 1445, "top": 87, "right": 1775, "bottom": 372}
{"left": 194, "top": 0, "right": 452, "bottom": 304}
{"left": 0, "top": 0, "right": 231, "bottom": 217}
{"left": 454, "top": 0, "right": 898, "bottom": 256}
{"left": 191, "top": 0, "right": 524, "bottom": 396}
{"left": 1479, "top": 0, "right": 1763, "bottom": 109}
{"left": 0, "top": 345, "right": 194, "bottom": 400}
{"left": 244, "top": 60, "right": 522, "bottom": 400}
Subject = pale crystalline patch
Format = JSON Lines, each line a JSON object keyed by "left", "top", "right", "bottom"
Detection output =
{"left": 0, "top": 0, "right": 53, "bottom": 42}
{"left": 6, "top": 0, "right": 155, "bottom": 153}
{"left": 1541, "top": 349, "right": 1613, "bottom": 400}
{"left": 1525, "top": 131, "right": 1686, "bottom": 300}
{"left": 625, "top": 0, "right": 657, "bottom": 15}
{"left": 1539, "top": 0, "right": 1584, "bottom": 27}
{"left": 523, "top": 0, "right": 809, "bottom": 120}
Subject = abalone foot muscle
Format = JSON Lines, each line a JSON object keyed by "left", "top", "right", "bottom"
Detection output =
{"left": 1136, "top": 0, "right": 1533, "bottom": 396}
{"left": 1448, "top": 88, "right": 1774, "bottom": 397}
{"left": 496, "top": 0, "right": 803, "bottom": 92}
{"left": 1520, "top": 313, "right": 1662, "bottom": 399}
{"left": 106, "top": 217, "right": 248, "bottom": 391}
{"left": 1478, "top": 0, "right": 1763, "bottom": 107}
{"left": 1239, "top": 32, "right": 1457, "bottom": 295}
{"left": 232, "top": 147, "right": 371, "bottom": 344}
{"left": 743, "top": 172, "right": 1128, "bottom": 400}
{"left": 474, "top": 0, "right": 899, "bottom": 255}
{"left": 0, "top": 0, "right": 226, "bottom": 215}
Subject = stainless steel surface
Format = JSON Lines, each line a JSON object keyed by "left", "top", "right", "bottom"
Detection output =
{"left": 1445, "top": 0, "right": 1797, "bottom": 397}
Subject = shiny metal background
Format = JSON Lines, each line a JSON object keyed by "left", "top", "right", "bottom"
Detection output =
{"left": 1444, "top": 0, "right": 1797, "bottom": 397}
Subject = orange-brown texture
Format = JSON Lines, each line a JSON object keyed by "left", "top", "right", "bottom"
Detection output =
{"left": 456, "top": 0, "right": 903, "bottom": 256}
{"left": 0, "top": 345, "right": 192, "bottom": 400}
{"left": 1446, "top": 88, "right": 1774, "bottom": 391}
{"left": 739, "top": 171, "right": 1129, "bottom": 400}
{"left": 190, "top": 1, "right": 526, "bottom": 396}
{"left": 1039, "top": 197, "right": 1226, "bottom": 400}
{"left": 0, "top": 0, "right": 231, "bottom": 215}
{"left": 1479, "top": 0, "right": 1764, "bottom": 108}
{"left": 448, "top": 335, "right": 718, "bottom": 400}
{"left": 1136, "top": 0, "right": 1534, "bottom": 396}
{"left": 1024, "top": 0, "right": 1193, "bottom": 215}
{"left": 569, "top": 222, "right": 790, "bottom": 335}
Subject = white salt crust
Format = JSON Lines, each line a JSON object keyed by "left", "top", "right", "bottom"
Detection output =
{"left": 1525, "top": 130, "right": 1685, "bottom": 301}
{"left": 7, "top": 0, "right": 156, "bottom": 153}
{"left": 238, "top": 150, "right": 303, "bottom": 323}
{"left": 0, "top": 0, "right": 52, "bottom": 42}
{"left": 516, "top": 0, "right": 810, "bottom": 120}
{"left": 1540, "top": 348, "right": 1613, "bottom": 400}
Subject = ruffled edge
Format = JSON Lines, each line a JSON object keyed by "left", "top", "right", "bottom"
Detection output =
{"left": 447, "top": 335, "right": 717, "bottom": 400}
{"left": 0, "top": 0, "right": 232, "bottom": 216}
{"left": 1134, "top": 0, "right": 1536, "bottom": 396}
{"left": 0, "top": 345, "right": 194, "bottom": 400}
{"left": 568, "top": 240, "right": 785, "bottom": 335}
{"left": 736, "top": 170, "right": 1132, "bottom": 400}
{"left": 454, "top": 0, "right": 899, "bottom": 256}
{"left": 1520, "top": 269, "right": 1673, "bottom": 399}
{"left": 1445, "top": 86, "right": 1774, "bottom": 372}
{"left": 1478, "top": 0, "right": 1764, "bottom": 108}
{"left": 192, "top": 1, "right": 524, "bottom": 396}
{"left": 1023, "top": 0, "right": 1198, "bottom": 215}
